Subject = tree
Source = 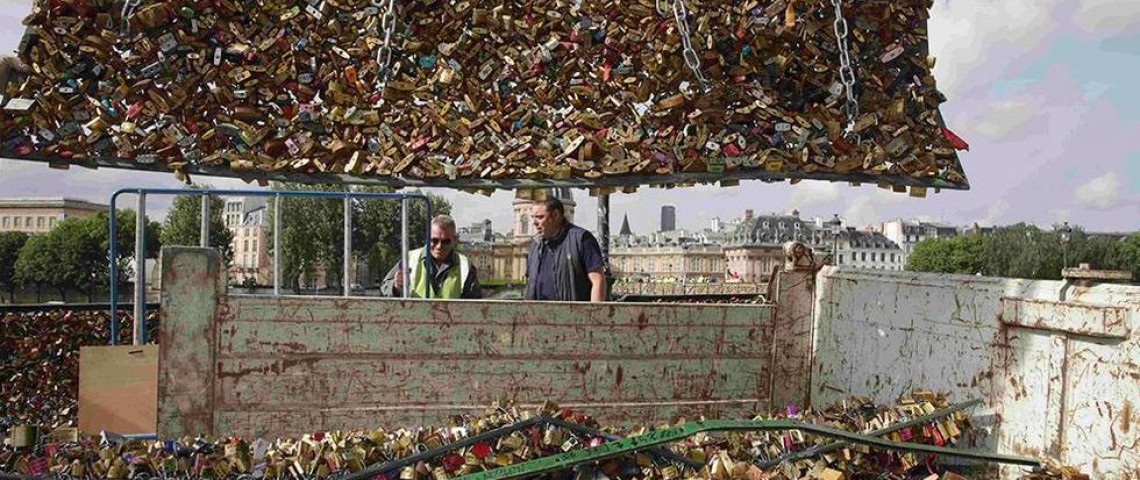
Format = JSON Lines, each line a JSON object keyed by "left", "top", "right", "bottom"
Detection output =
{"left": 265, "top": 183, "right": 452, "bottom": 290}
{"left": 105, "top": 209, "right": 163, "bottom": 294}
{"left": 267, "top": 183, "right": 348, "bottom": 291}
{"left": 1117, "top": 233, "right": 1140, "bottom": 280}
{"left": 14, "top": 231, "right": 65, "bottom": 302}
{"left": 53, "top": 215, "right": 110, "bottom": 301}
{"left": 354, "top": 186, "right": 452, "bottom": 283}
{"left": 0, "top": 231, "right": 28, "bottom": 303}
{"left": 160, "top": 185, "right": 234, "bottom": 265}
{"left": 906, "top": 235, "right": 984, "bottom": 275}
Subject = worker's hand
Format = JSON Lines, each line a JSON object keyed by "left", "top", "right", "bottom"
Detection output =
{"left": 394, "top": 270, "right": 403, "bottom": 290}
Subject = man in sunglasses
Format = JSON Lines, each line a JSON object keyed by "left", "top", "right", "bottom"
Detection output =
{"left": 380, "top": 215, "right": 482, "bottom": 299}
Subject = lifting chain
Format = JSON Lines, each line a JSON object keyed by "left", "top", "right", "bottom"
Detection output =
{"left": 831, "top": 0, "right": 859, "bottom": 139}
{"left": 655, "top": 0, "right": 710, "bottom": 91}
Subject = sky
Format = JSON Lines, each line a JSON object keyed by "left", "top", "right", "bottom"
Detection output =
{"left": 0, "top": 0, "right": 1138, "bottom": 236}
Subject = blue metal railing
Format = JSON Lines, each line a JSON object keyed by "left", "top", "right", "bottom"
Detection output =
{"left": 108, "top": 188, "right": 432, "bottom": 345}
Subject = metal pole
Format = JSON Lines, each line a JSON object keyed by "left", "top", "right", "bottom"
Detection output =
{"left": 274, "top": 193, "right": 281, "bottom": 296}
{"left": 400, "top": 198, "right": 409, "bottom": 299}
{"left": 134, "top": 193, "right": 146, "bottom": 345}
{"left": 343, "top": 195, "right": 351, "bottom": 297}
{"left": 199, "top": 193, "right": 210, "bottom": 247}
{"left": 108, "top": 193, "right": 119, "bottom": 345}
{"left": 597, "top": 193, "right": 611, "bottom": 299}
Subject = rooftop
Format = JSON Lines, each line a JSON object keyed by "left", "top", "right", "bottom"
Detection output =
{"left": 0, "top": 197, "right": 109, "bottom": 211}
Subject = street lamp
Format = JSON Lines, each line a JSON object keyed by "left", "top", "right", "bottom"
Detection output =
{"left": 826, "top": 214, "right": 843, "bottom": 265}
{"left": 1060, "top": 222, "right": 1072, "bottom": 269}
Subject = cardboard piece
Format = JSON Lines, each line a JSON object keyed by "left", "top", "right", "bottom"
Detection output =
{"left": 79, "top": 345, "right": 159, "bottom": 435}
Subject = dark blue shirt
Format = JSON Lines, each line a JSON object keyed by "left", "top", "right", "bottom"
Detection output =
{"left": 532, "top": 227, "right": 605, "bottom": 300}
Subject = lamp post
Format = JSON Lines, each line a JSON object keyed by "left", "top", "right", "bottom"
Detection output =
{"left": 826, "top": 214, "right": 843, "bottom": 265}
{"left": 1060, "top": 222, "right": 1072, "bottom": 270}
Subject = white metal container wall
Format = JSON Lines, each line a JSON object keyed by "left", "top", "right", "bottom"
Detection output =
{"left": 812, "top": 267, "right": 1138, "bottom": 479}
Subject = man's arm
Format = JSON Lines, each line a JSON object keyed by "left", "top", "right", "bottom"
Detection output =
{"left": 579, "top": 231, "right": 608, "bottom": 303}
{"left": 379, "top": 261, "right": 403, "bottom": 297}
{"left": 462, "top": 264, "right": 483, "bottom": 299}
{"left": 587, "top": 270, "right": 605, "bottom": 302}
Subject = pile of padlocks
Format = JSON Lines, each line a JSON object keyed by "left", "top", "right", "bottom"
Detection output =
{"left": 0, "top": 309, "right": 159, "bottom": 434}
{"left": 1, "top": 0, "right": 968, "bottom": 189}
{"left": 1, "top": 395, "right": 1084, "bottom": 480}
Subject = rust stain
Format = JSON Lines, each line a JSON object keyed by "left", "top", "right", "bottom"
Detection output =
{"left": 1123, "top": 400, "right": 1133, "bottom": 434}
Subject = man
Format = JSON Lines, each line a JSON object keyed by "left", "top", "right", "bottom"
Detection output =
{"left": 381, "top": 215, "right": 481, "bottom": 299}
{"left": 524, "top": 197, "right": 606, "bottom": 302}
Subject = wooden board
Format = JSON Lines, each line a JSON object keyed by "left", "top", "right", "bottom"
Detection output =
{"left": 79, "top": 345, "right": 159, "bottom": 435}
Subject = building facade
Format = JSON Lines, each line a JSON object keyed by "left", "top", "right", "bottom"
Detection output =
{"left": 0, "top": 198, "right": 107, "bottom": 234}
{"left": 881, "top": 219, "right": 959, "bottom": 265}
{"left": 723, "top": 209, "right": 829, "bottom": 282}
{"left": 610, "top": 244, "right": 724, "bottom": 283}
{"left": 834, "top": 228, "right": 905, "bottom": 271}
{"left": 224, "top": 197, "right": 271, "bottom": 285}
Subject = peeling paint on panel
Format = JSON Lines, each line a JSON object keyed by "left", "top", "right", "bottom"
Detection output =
{"left": 159, "top": 248, "right": 786, "bottom": 439}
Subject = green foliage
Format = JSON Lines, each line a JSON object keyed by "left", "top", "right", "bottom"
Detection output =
{"left": 0, "top": 231, "right": 29, "bottom": 302}
{"left": 353, "top": 186, "right": 452, "bottom": 281}
{"left": 906, "top": 235, "right": 984, "bottom": 275}
{"left": 267, "top": 183, "right": 347, "bottom": 289}
{"left": 160, "top": 185, "right": 234, "bottom": 265}
{"left": 14, "top": 227, "right": 66, "bottom": 299}
{"left": 907, "top": 224, "right": 1138, "bottom": 281}
{"left": 265, "top": 184, "right": 452, "bottom": 289}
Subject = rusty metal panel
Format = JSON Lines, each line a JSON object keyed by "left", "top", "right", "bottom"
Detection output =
{"left": 1000, "top": 297, "right": 1129, "bottom": 339}
{"left": 812, "top": 267, "right": 1140, "bottom": 479}
{"left": 993, "top": 331, "right": 1067, "bottom": 462}
{"left": 769, "top": 271, "right": 815, "bottom": 410}
{"left": 157, "top": 247, "right": 225, "bottom": 438}
{"left": 207, "top": 295, "right": 776, "bottom": 437}
{"left": 1062, "top": 340, "right": 1140, "bottom": 477}
{"left": 812, "top": 268, "right": 1011, "bottom": 413}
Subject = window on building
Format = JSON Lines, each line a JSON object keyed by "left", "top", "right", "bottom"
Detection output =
{"left": 861, "top": 252, "right": 866, "bottom": 262}
{"left": 762, "top": 221, "right": 769, "bottom": 229}
{"left": 24, "top": 217, "right": 32, "bottom": 228}
{"left": 1, "top": 217, "right": 7, "bottom": 228}
{"left": 37, "top": 217, "right": 44, "bottom": 228}
{"left": 243, "top": 239, "right": 249, "bottom": 252}
{"left": 838, "top": 255, "right": 843, "bottom": 265}
{"left": 794, "top": 223, "right": 801, "bottom": 230}
{"left": 251, "top": 239, "right": 257, "bottom": 252}
{"left": 778, "top": 222, "right": 785, "bottom": 229}
{"left": 49, "top": 217, "right": 56, "bottom": 228}
{"left": 890, "top": 253, "right": 895, "bottom": 262}
{"left": 13, "top": 217, "right": 21, "bottom": 228}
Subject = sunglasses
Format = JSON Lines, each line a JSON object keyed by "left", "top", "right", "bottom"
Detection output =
{"left": 430, "top": 237, "right": 452, "bottom": 246}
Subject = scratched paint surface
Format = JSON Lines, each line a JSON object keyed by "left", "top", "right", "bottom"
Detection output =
{"left": 157, "top": 247, "right": 225, "bottom": 439}
{"left": 812, "top": 267, "right": 1140, "bottom": 479}
{"left": 206, "top": 293, "right": 777, "bottom": 437}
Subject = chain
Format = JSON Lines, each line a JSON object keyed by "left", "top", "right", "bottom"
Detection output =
{"left": 831, "top": 0, "right": 858, "bottom": 138}
{"left": 662, "top": 0, "right": 709, "bottom": 90}
{"left": 120, "top": 0, "right": 142, "bottom": 36}
{"left": 373, "top": 0, "right": 397, "bottom": 97}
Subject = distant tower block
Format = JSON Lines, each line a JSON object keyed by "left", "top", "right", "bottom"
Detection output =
{"left": 660, "top": 205, "right": 676, "bottom": 232}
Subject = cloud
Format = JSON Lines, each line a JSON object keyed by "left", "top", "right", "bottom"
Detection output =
{"left": 977, "top": 201, "right": 1009, "bottom": 226}
{"left": 1072, "top": 0, "right": 1140, "bottom": 36}
{"left": 843, "top": 190, "right": 908, "bottom": 228}
{"left": 970, "top": 100, "right": 1040, "bottom": 139}
{"left": 788, "top": 182, "right": 842, "bottom": 211}
{"left": 1073, "top": 172, "right": 1123, "bottom": 209}
{"left": 929, "top": 0, "right": 1065, "bottom": 96}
